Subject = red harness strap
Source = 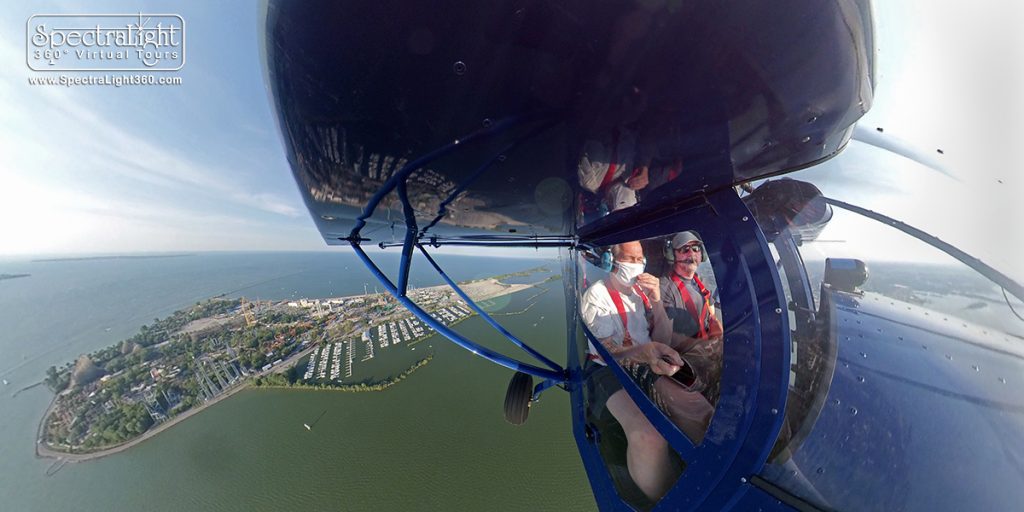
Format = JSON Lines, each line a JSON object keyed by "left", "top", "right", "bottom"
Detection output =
{"left": 634, "top": 284, "right": 652, "bottom": 310}
{"left": 606, "top": 284, "right": 651, "bottom": 347}
{"left": 665, "top": 157, "right": 683, "bottom": 182}
{"left": 597, "top": 129, "right": 621, "bottom": 192}
{"left": 588, "top": 283, "right": 650, "bottom": 362}
{"left": 671, "top": 273, "right": 711, "bottom": 339}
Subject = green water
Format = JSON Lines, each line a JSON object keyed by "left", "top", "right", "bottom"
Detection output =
{"left": 7, "top": 280, "right": 593, "bottom": 511}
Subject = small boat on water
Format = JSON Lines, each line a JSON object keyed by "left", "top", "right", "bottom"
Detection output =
{"left": 304, "top": 409, "right": 327, "bottom": 431}
{"left": 2, "top": 379, "right": 8, "bottom": 386}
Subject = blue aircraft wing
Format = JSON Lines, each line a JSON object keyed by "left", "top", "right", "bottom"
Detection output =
{"left": 261, "top": 0, "right": 873, "bottom": 247}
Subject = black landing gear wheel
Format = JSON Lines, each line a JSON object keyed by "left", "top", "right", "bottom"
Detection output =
{"left": 503, "top": 371, "right": 533, "bottom": 425}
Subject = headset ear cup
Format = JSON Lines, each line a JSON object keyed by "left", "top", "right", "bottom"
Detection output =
{"left": 600, "top": 251, "right": 613, "bottom": 272}
{"left": 663, "top": 239, "right": 674, "bottom": 263}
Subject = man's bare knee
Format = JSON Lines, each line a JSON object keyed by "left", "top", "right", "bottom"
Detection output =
{"left": 626, "top": 422, "right": 667, "bottom": 453}
{"left": 607, "top": 390, "right": 668, "bottom": 451}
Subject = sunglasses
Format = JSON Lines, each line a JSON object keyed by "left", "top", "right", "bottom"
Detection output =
{"left": 675, "top": 245, "right": 702, "bottom": 254}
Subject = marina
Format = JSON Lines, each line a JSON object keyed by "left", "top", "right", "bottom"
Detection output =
{"left": 299, "top": 302, "right": 473, "bottom": 384}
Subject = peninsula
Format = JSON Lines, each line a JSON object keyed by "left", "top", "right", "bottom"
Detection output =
{"left": 37, "top": 267, "right": 548, "bottom": 462}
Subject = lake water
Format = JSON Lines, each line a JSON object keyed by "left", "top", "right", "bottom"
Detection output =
{"left": 0, "top": 251, "right": 594, "bottom": 511}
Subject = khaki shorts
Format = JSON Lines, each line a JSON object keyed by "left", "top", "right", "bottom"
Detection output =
{"left": 584, "top": 360, "right": 660, "bottom": 421}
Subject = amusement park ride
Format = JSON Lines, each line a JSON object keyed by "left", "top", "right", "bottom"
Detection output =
{"left": 260, "top": 1, "right": 1024, "bottom": 510}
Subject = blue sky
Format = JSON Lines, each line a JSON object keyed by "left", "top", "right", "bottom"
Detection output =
{"left": 797, "top": 0, "right": 1024, "bottom": 280}
{"left": 1, "top": 1, "right": 1021, "bottom": 276}
{"left": 1, "top": 1, "right": 323, "bottom": 255}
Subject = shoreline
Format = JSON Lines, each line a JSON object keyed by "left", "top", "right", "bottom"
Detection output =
{"left": 34, "top": 275, "right": 544, "bottom": 464}
{"left": 36, "top": 343, "right": 319, "bottom": 464}
{"left": 36, "top": 378, "right": 253, "bottom": 463}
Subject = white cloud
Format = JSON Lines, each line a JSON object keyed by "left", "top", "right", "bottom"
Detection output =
{"left": 0, "top": 172, "right": 312, "bottom": 255}
{"left": 0, "top": 27, "right": 309, "bottom": 255}
{"left": 25, "top": 83, "right": 301, "bottom": 218}
{"left": 228, "top": 192, "right": 302, "bottom": 218}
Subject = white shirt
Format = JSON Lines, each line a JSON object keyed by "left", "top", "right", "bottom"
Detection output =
{"left": 581, "top": 279, "right": 651, "bottom": 365}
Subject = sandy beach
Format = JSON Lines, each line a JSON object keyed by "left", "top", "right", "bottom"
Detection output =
{"left": 426, "top": 278, "right": 534, "bottom": 302}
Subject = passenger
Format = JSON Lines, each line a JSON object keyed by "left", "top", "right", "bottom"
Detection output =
{"left": 577, "top": 128, "right": 650, "bottom": 214}
{"left": 581, "top": 241, "right": 713, "bottom": 502}
{"left": 659, "top": 231, "right": 724, "bottom": 404}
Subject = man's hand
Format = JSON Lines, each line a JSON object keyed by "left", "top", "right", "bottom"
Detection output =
{"left": 635, "top": 273, "right": 661, "bottom": 302}
{"left": 638, "top": 342, "right": 683, "bottom": 375}
{"left": 625, "top": 166, "right": 649, "bottom": 190}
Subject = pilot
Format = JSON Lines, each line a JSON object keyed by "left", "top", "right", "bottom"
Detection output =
{"left": 581, "top": 240, "right": 713, "bottom": 502}
{"left": 659, "top": 231, "right": 724, "bottom": 404}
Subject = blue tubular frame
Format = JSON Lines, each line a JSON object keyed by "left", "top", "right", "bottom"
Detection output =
{"left": 395, "top": 180, "right": 418, "bottom": 296}
{"left": 378, "top": 237, "right": 575, "bottom": 249}
{"left": 416, "top": 244, "right": 563, "bottom": 372}
{"left": 531, "top": 378, "right": 562, "bottom": 402}
{"left": 666, "top": 190, "right": 790, "bottom": 511}
{"left": 825, "top": 197, "right": 1024, "bottom": 303}
{"left": 567, "top": 251, "right": 629, "bottom": 510}
{"left": 349, "top": 242, "right": 567, "bottom": 382}
{"left": 342, "top": 112, "right": 574, "bottom": 384}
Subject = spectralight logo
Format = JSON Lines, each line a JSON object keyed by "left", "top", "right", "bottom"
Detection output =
{"left": 27, "top": 13, "right": 185, "bottom": 71}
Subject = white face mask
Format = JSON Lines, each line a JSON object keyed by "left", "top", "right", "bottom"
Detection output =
{"left": 613, "top": 261, "right": 645, "bottom": 286}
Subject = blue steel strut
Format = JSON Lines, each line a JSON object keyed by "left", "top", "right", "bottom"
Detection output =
{"left": 349, "top": 242, "right": 567, "bottom": 383}
{"left": 416, "top": 244, "right": 563, "bottom": 372}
